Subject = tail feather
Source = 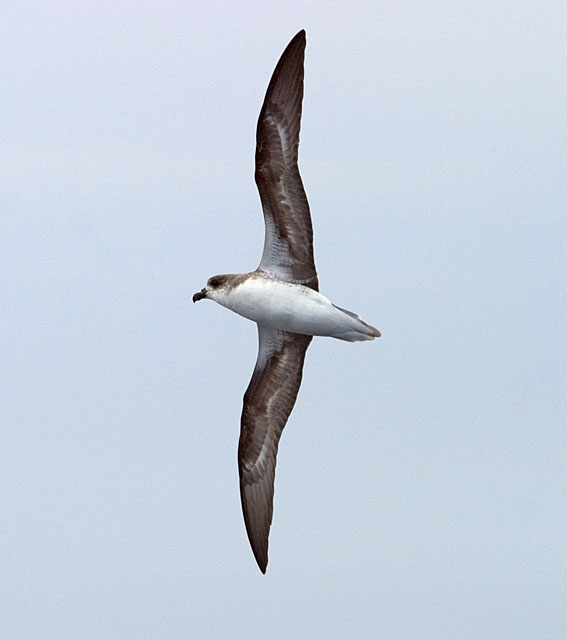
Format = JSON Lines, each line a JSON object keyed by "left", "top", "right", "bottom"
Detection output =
{"left": 332, "top": 304, "right": 381, "bottom": 342}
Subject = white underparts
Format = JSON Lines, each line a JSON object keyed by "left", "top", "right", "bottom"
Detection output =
{"left": 212, "top": 276, "right": 380, "bottom": 342}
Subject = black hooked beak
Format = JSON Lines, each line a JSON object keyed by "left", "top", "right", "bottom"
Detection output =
{"left": 192, "top": 288, "right": 207, "bottom": 303}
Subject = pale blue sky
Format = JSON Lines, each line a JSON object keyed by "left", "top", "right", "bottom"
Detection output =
{"left": 2, "top": 2, "right": 566, "bottom": 638}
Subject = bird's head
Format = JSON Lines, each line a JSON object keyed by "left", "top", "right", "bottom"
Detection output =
{"left": 192, "top": 275, "right": 230, "bottom": 303}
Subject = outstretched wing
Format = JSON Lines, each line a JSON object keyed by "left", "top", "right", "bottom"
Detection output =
{"left": 255, "top": 30, "right": 318, "bottom": 291}
{"left": 238, "top": 324, "right": 312, "bottom": 572}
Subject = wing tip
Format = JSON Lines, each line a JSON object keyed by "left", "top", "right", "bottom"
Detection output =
{"left": 246, "top": 519, "right": 269, "bottom": 573}
{"left": 240, "top": 480, "right": 272, "bottom": 573}
{"left": 255, "top": 552, "right": 268, "bottom": 574}
{"left": 287, "top": 29, "right": 306, "bottom": 53}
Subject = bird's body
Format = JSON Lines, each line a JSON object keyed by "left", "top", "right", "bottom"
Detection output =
{"left": 204, "top": 271, "right": 380, "bottom": 342}
{"left": 193, "top": 30, "right": 380, "bottom": 572}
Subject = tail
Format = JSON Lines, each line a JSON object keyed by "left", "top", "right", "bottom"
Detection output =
{"left": 332, "top": 304, "right": 381, "bottom": 342}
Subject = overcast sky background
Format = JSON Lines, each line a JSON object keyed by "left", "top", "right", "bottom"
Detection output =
{"left": 2, "top": 2, "right": 566, "bottom": 639}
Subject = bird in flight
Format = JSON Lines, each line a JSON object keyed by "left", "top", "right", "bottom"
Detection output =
{"left": 193, "top": 30, "right": 380, "bottom": 573}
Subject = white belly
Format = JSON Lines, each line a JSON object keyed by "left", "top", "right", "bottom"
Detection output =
{"left": 215, "top": 276, "right": 376, "bottom": 341}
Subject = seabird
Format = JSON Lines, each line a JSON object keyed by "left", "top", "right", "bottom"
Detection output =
{"left": 193, "top": 30, "right": 380, "bottom": 573}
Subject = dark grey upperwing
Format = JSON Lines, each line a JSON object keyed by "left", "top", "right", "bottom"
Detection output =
{"left": 238, "top": 325, "right": 312, "bottom": 573}
{"left": 255, "top": 30, "right": 318, "bottom": 292}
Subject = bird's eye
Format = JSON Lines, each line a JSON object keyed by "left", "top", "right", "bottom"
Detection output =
{"left": 209, "top": 278, "right": 220, "bottom": 288}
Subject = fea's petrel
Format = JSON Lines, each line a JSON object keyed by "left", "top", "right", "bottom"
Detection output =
{"left": 193, "top": 30, "right": 380, "bottom": 573}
